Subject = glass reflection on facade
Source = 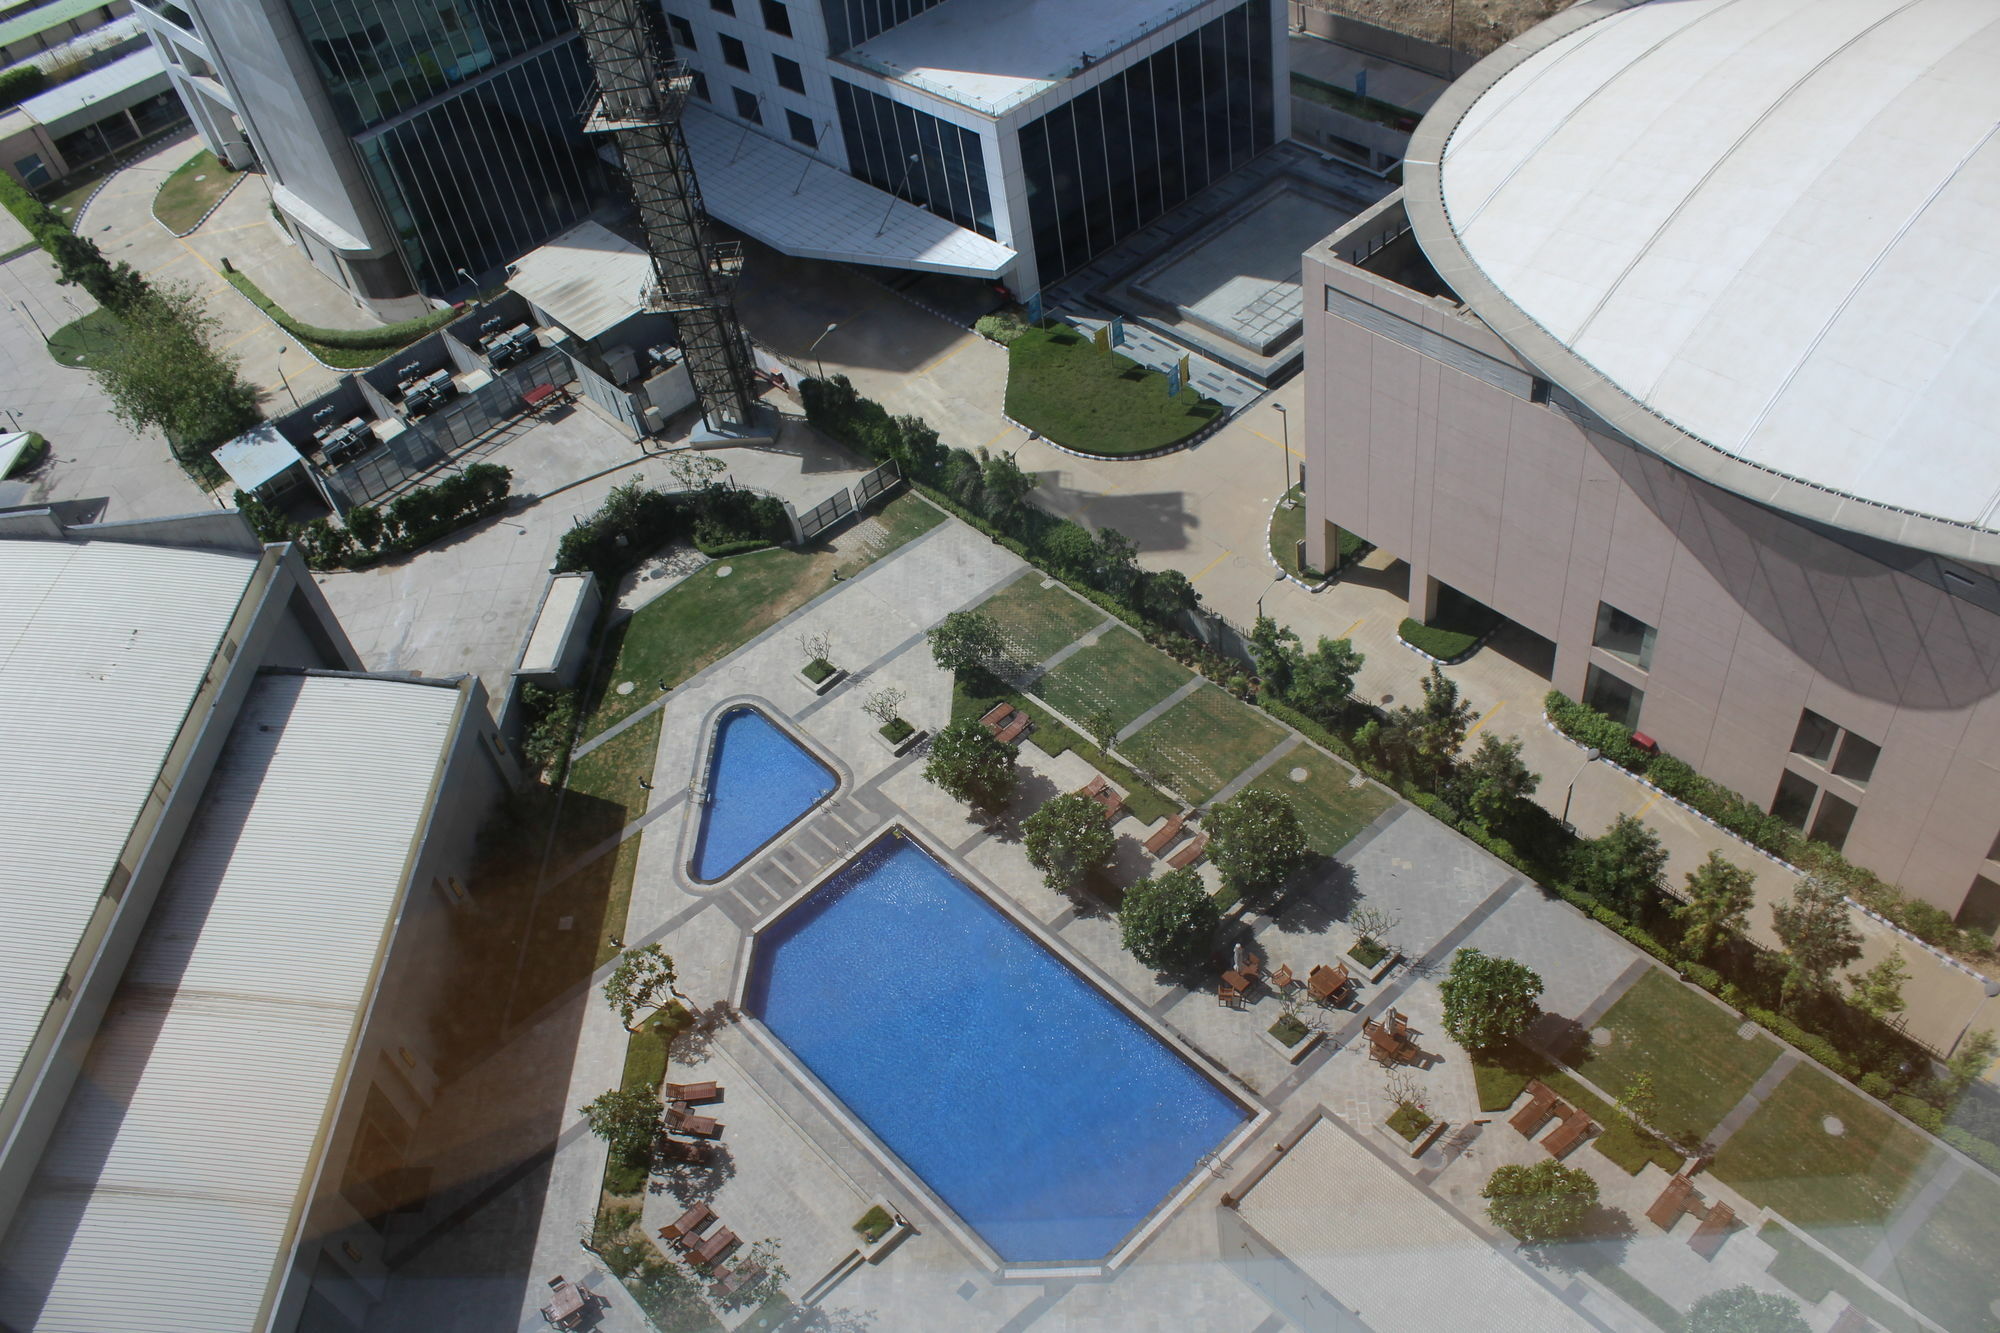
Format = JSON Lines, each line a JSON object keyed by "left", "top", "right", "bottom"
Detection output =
{"left": 287, "top": 0, "right": 574, "bottom": 132}
{"left": 1018, "top": 0, "right": 1273, "bottom": 284}
{"left": 832, "top": 78, "right": 993, "bottom": 239}
{"left": 818, "top": 0, "right": 948, "bottom": 54}
{"left": 357, "top": 39, "right": 601, "bottom": 291}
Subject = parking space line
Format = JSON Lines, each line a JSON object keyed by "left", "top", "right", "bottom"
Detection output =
{"left": 1464, "top": 700, "right": 1505, "bottom": 742}
{"left": 1188, "top": 550, "right": 1230, "bottom": 585}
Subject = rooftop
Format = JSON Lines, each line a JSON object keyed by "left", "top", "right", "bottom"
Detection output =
{"left": 18, "top": 46, "right": 169, "bottom": 136}
{"left": 0, "top": 0, "right": 114, "bottom": 51}
{"left": 0, "top": 538, "right": 260, "bottom": 1128}
{"left": 0, "top": 671, "right": 462, "bottom": 1333}
{"left": 507, "top": 219, "right": 653, "bottom": 342}
{"left": 1421, "top": 0, "right": 2000, "bottom": 555}
{"left": 212, "top": 422, "right": 306, "bottom": 492}
{"left": 843, "top": 0, "right": 1213, "bottom": 117}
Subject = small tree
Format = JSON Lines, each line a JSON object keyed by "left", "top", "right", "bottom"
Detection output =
{"left": 1040, "top": 520, "right": 1097, "bottom": 577}
{"left": 1847, "top": 951, "right": 1910, "bottom": 1020}
{"left": 1083, "top": 708, "right": 1118, "bottom": 754}
{"left": 798, "top": 627, "right": 832, "bottom": 668}
{"left": 1348, "top": 905, "right": 1400, "bottom": 954}
{"left": 1616, "top": 1071, "right": 1658, "bottom": 1130}
{"left": 862, "top": 685, "right": 907, "bottom": 727}
{"left": 92, "top": 282, "right": 259, "bottom": 478}
{"left": 1454, "top": 734, "right": 1539, "bottom": 825}
{"left": 1439, "top": 947, "right": 1543, "bottom": 1051}
{"left": 1248, "top": 616, "right": 1303, "bottom": 701}
{"left": 1289, "top": 635, "right": 1364, "bottom": 726}
{"left": 921, "top": 719, "right": 1018, "bottom": 811}
{"left": 1118, "top": 867, "right": 1220, "bottom": 972}
{"left": 1095, "top": 526, "right": 1140, "bottom": 599}
{"left": 1379, "top": 665, "right": 1472, "bottom": 786}
{"left": 1205, "top": 788, "right": 1310, "bottom": 902}
{"left": 1684, "top": 1286, "right": 1808, "bottom": 1333}
{"left": 1675, "top": 851, "right": 1757, "bottom": 958}
{"left": 1022, "top": 792, "right": 1115, "bottom": 893}
{"left": 581, "top": 1087, "right": 661, "bottom": 1166}
{"left": 603, "top": 944, "right": 680, "bottom": 1031}
{"left": 1482, "top": 1160, "right": 1598, "bottom": 1245}
{"left": 665, "top": 448, "right": 726, "bottom": 493}
{"left": 1571, "top": 813, "right": 1668, "bottom": 916}
{"left": 717, "top": 1238, "right": 789, "bottom": 1312}
{"left": 978, "top": 447, "right": 1034, "bottom": 522}
{"left": 1771, "top": 875, "right": 1862, "bottom": 1008}
{"left": 1139, "top": 568, "right": 1199, "bottom": 624}
{"left": 926, "top": 610, "right": 1006, "bottom": 675}
{"left": 346, "top": 503, "right": 385, "bottom": 551}
{"left": 1947, "top": 1029, "right": 1998, "bottom": 1093}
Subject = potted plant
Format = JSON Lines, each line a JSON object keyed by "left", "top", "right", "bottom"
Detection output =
{"left": 1345, "top": 905, "right": 1402, "bottom": 982}
{"left": 1379, "top": 1069, "right": 1447, "bottom": 1157}
{"left": 796, "top": 628, "right": 845, "bottom": 694}
{"left": 864, "top": 686, "right": 922, "bottom": 755}
{"left": 1261, "top": 989, "right": 1324, "bottom": 1064}
{"left": 851, "top": 1201, "right": 911, "bottom": 1261}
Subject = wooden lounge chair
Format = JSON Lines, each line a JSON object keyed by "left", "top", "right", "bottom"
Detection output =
{"left": 1508, "top": 1080, "right": 1560, "bottom": 1137}
{"left": 712, "top": 1262, "right": 763, "bottom": 1299}
{"left": 666, "top": 1081, "right": 721, "bottom": 1104}
{"left": 1143, "top": 811, "right": 1187, "bottom": 855}
{"left": 1308, "top": 963, "right": 1351, "bottom": 1005}
{"left": 1646, "top": 1175, "right": 1697, "bottom": 1230}
{"left": 1541, "top": 1107, "right": 1595, "bottom": 1159}
{"left": 1216, "top": 983, "right": 1243, "bottom": 1008}
{"left": 666, "top": 1104, "right": 722, "bottom": 1138}
{"left": 1269, "top": 963, "right": 1295, "bottom": 992}
{"left": 995, "top": 711, "right": 1031, "bottom": 745}
{"left": 658, "top": 1201, "right": 715, "bottom": 1243}
{"left": 1078, "top": 775, "right": 1125, "bottom": 822}
{"left": 1689, "top": 1202, "right": 1735, "bottom": 1258}
{"left": 1167, "top": 830, "right": 1209, "bottom": 870}
{"left": 979, "top": 702, "right": 1013, "bottom": 729}
{"left": 692, "top": 1227, "right": 740, "bottom": 1267}
{"left": 657, "top": 1138, "right": 709, "bottom": 1166}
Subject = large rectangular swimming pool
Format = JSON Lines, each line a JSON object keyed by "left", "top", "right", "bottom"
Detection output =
{"left": 745, "top": 833, "right": 1246, "bottom": 1264}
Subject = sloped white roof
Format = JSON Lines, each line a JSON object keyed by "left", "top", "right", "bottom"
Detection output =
{"left": 0, "top": 671, "right": 460, "bottom": 1333}
{"left": 0, "top": 539, "right": 259, "bottom": 1119}
{"left": 507, "top": 219, "right": 653, "bottom": 342}
{"left": 1432, "top": 0, "right": 2000, "bottom": 540}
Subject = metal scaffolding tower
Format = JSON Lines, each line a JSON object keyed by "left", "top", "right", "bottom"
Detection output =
{"left": 571, "top": 0, "right": 757, "bottom": 430}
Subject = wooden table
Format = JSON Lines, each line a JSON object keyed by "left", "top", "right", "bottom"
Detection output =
{"left": 1222, "top": 969, "right": 1250, "bottom": 992}
{"left": 542, "top": 1280, "right": 587, "bottom": 1327}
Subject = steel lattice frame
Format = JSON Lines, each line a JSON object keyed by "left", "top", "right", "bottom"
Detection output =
{"left": 572, "top": 0, "right": 756, "bottom": 429}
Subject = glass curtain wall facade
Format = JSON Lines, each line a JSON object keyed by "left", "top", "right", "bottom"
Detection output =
{"left": 832, "top": 79, "right": 994, "bottom": 239}
{"left": 1018, "top": 0, "right": 1273, "bottom": 284}
{"left": 356, "top": 39, "right": 601, "bottom": 291}
{"left": 818, "top": 0, "right": 948, "bottom": 54}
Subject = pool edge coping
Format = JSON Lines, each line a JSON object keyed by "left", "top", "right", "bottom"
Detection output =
{"left": 681, "top": 695, "right": 851, "bottom": 887}
{"left": 728, "top": 823, "right": 1274, "bottom": 1280}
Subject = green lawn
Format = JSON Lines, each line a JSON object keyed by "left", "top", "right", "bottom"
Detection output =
{"left": 1004, "top": 324, "right": 1222, "bottom": 457}
{"left": 1242, "top": 758, "right": 1391, "bottom": 858}
{"left": 1571, "top": 969, "right": 1783, "bottom": 1145}
{"left": 151, "top": 149, "right": 242, "bottom": 233}
{"left": 1712, "top": 1065, "right": 1937, "bottom": 1262}
{"left": 583, "top": 493, "right": 939, "bottom": 737}
{"left": 44, "top": 161, "right": 116, "bottom": 221}
{"left": 1398, "top": 585, "right": 1501, "bottom": 662}
{"left": 1890, "top": 1168, "right": 2000, "bottom": 1331}
{"left": 1033, "top": 625, "right": 1192, "bottom": 735}
{"left": 1267, "top": 488, "right": 1321, "bottom": 579}
{"left": 951, "top": 669, "right": 1175, "bottom": 826}
{"left": 1467, "top": 1039, "right": 1680, "bottom": 1174}
{"left": 1126, "top": 684, "right": 1290, "bottom": 804}
{"left": 556, "top": 712, "right": 663, "bottom": 966}
{"left": 1759, "top": 1222, "right": 1928, "bottom": 1333}
{"left": 46, "top": 308, "right": 124, "bottom": 368}
{"left": 975, "top": 570, "right": 1108, "bottom": 667}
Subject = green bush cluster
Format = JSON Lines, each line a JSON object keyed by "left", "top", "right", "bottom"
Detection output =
{"left": 553, "top": 476, "right": 787, "bottom": 586}
{"left": 0, "top": 65, "right": 45, "bottom": 110}
{"left": 1546, "top": 689, "right": 1993, "bottom": 957}
{"left": 518, "top": 683, "right": 580, "bottom": 782}
{"left": 0, "top": 170, "right": 146, "bottom": 312}
{"left": 222, "top": 266, "right": 459, "bottom": 351}
{"left": 974, "top": 310, "right": 1030, "bottom": 345}
{"left": 1397, "top": 617, "right": 1482, "bottom": 662}
{"left": 4, "top": 432, "right": 46, "bottom": 478}
{"left": 242, "top": 462, "right": 511, "bottom": 569}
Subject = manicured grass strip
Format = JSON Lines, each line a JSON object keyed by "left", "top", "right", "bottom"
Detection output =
{"left": 1573, "top": 969, "right": 1782, "bottom": 1144}
{"left": 46, "top": 308, "right": 124, "bottom": 368}
{"left": 1889, "top": 1167, "right": 2000, "bottom": 1331}
{"left": 604, "top": 1003, "right": 691, "bottom": 1195}
{"left": 1126, "top": 684, "right": 1289, "bottom": 804}
{"left": 951, "top": 670, "right": 1174, "bottom": 827}
{"left": 1398, "top": 584, "right": 1500, "bottom": 661}
{"left": 1758, "top": 1221, "right": 1926, "bottom": 1333}
{"left": 975, "top": 570, "right": 1107, "bottom": 667}
{"left": 1711, "top": 1065, "right": 1936, "bottom": 1262}
{"left": 1033, "top": 626, "right": 1192, "bottom": 735}
{"left": 1467, "top": 1040, "right": 1678, "bottom": 1174}
{"left": 559, "top": 712, "right": 661, "bottom": 964}
{"left": 151, "top": 148, "right": 241, "bottom": 232}
{"left": 1267, "top": 487, "right": 1321, "bottom": 579}
{"left": 1572, "top": 1251, "right": 1684, "bottom": 1332}
{"left": 1004, "top": 324, "right": 1222, "bottom": 457}
{"left": 1241, "top": 759, "right": 1391, "bottom": 858}
{"left": 222, "top": 266, "right": 457, "bottom": 368}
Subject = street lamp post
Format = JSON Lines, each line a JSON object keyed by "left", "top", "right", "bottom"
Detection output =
{"left": 276, "top": 344, "right": 300, "bottom": 411}
{"left": 1560, "top": 747, "right": 1602, "bottom": 829}
{"left": 1273, "top": 401, "right": 1290, "bottom": 493}
{"left": 807, "top": 322, "right": 839, "bottom": 380}
{"left": 1256, "top": 572, "right": 1285, "bottom": 622}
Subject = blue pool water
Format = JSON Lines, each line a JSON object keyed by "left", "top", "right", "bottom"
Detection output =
{"left": 690, "top": 707, "right": 837, "bottom": 881}
{"left": 746, "top": 834, "right": 1247, "bottom": 1263}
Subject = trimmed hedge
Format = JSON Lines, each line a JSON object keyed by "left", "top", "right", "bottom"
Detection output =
{"left": 0, "top": 169, "right": 146, "bottom": 312}
{"left": 0, "top": 66, "right": 44, "bottom": 111}
{"left": 222, "top": 265, "right": 458, "bottom": 351}
{"left": 553, "top": 478, "right": 787, "bottom": 587}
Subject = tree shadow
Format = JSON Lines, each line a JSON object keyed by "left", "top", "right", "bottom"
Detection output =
{"left": 668, "top": 1000, "right": 740, "bottom": 1065}
{"left": 648, "top": 1142, "right": 738, "bottom": 1206}
{"left": 1268, "top": 856, "right": 1358, "bottom": 936}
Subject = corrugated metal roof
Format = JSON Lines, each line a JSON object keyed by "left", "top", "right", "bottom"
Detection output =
{"left": 0, "top": 539, "right": 259, "bottom": 1119}
{"left": 0, "top": 671, "right": 461, "bottom": 1333}
{"left": 18, "top": 47, "right": 169, "bottom": 136}
{"left": 507, "top": 219, "right": 652, "bottom": 341}
{"left": 0, "top": 0, "right": 111, "bottom": 50}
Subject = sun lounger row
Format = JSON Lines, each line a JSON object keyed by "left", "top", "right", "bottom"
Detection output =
{"left": 1646, "top": 1173, "right": 1737, "bottom": 1257}
{"left": 659, "top": 1201, "right": 741, "bottom": 1267}
{"left": 1507, "top": 1079, "right": 1594, "bottom": 1157}
{"left": 979, "top": 701, "right": 1031, "bottom": 745}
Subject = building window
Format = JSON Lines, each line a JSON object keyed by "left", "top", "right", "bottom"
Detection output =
{"left": 691, "top": 69, "right": 709, "bottom": 101}
{"left": 785, "top": 109, "right": 817, "bottom": 147}
{"left": 732, "top": 86, "right": 761, "bottom": 123}
{"left": 760, "top": 0, "right": 792, "bottom": 36}
{"left": 665, "top": 12, "right": 696, "bottom": 48}
{"left": 709, "top": 0, "right": 733, "bottom": 12}
{"left": 1592, "top": 602, "right": 1656, "bottom": 671}
{"left": 1832, "top": 733, "right": 1880, "bottom": 786}
{"left": 720, "top": 34, "right": 748, "bottom": 69}
{"left": 773, "top": 53, "right": 805, "bottom": 93}
{"left": 1015, "top": 0, "right": 1275, "bottom": 282}
{"left": 1772, "top": 769, "right": 1818, "bottom": 830}
{"left": 13, "top": 153, "right": 50, "bottom": 188}
{"left": 832, "top": 78, "right": 995, "bottom": 239}
{"left": 1810, "top": 791, "right": 1857, "bottom": 852}
{"left": 1582, "top": 664, "right": 1644, "bottom": 731}
{"left": 1790, "top": 710, "right": 1838, "bottom": 764}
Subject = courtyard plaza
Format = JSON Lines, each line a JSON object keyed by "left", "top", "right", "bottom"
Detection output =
{"left": 366, "top": 494, "right": 1986, "bottom": 1333}
{"left": 732, "top": 246, "right": 2000, "bottom": 1071}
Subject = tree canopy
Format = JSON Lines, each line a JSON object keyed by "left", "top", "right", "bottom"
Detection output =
{"left": 1674, "top": 851, "right": 1757, "bottom": 958}
{"left": 1022, "top": 793, "right": 1115, "bottom": 893}
{"left": 1571, "top": 812, "right": 1668, "bottom": 916}
{"left": 1439, "top": 947, "right": 1543, "bottom": 1051}
{"left": 921, "top": 719, "right": 1019, "bottom": 810}
{"left": 1482, "top": 1159, "right": 1598, "bottom": 1245}
{"left": 1205, "top": 787, "right": 1310, "bottom": 901}
{"left": 580, "top": 1086, "right": 662, "bottom": 1166}
{"left": 1119, "top": 867, "right": 1220, "bottom": 972}
{"left": 603, "top": 944, "right": 680, "bottom": 1031}
{"left": 1771, "top": 875, "right": 1862, "bottom": 1007}
{"left": 926, "top": 609, "right": 1008, "bottom": 675}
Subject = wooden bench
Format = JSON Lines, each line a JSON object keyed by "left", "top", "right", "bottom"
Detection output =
{"left": 1689, "top": 1201, "right": 1735, "bottom": 1258}
{"left": 1508, "top": 1080, "right": 1561, "bottom": 1137}
{"left": 978, "top": 702, "right": 1013, "bottom": 728}
{"left": 1167, "top": 830, "right": 1209, "bottom": 869}
{"left": 1143, "top": 811, "right": 1187, "bottom": 855}
{"left": 1541, "top": 1107, "right": 1595, "bottom": 1159}
{"left": 1078, "top": 774, "right": 1125, "bottom": 822}
{"left": 1646, "top": 1175, "right": 1697, "bottom": 1229}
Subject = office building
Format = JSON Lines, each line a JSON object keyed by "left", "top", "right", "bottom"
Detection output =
{"left": 134, "top": 0, "right": 606, "bottom": 313}
{"left": 1301, "top": 0, "right": 2000, "bottom": 926}
{"left": 0, "top": 507, "right": 513, "bottom": 1330}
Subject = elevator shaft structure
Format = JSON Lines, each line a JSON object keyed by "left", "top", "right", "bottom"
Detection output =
{"left": 572, "top": 0, "right": 757, "bottom": 430}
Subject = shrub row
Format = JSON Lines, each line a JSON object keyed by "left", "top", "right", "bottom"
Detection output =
{"left": 552, "top": 478, "right": 787, "bottom": 587}
{"left": 1546, "top": 689, "right": 1993, "bottom": 958}
{"left": 1397, "top": 617, "right": 1482, "bottom": 662}
{"left": 0, "top": 66, "right": 44, "bottom": 111}
{"left": 243, "top": 463, "right": 512, "bottom": 569}
{"left": 0, "top": 169, "right": 145, "bottom": 312}
{"left": 221, "top": 264, "right": 459, "bottom": 350}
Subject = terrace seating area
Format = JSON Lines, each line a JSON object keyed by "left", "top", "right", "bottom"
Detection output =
{"left": 665, "top": 1080, "right": 726, "bottom": 1140}
{"left": 659, "top": 1199, "right": 749, "bottom": 1280}
{"left": 1645, "top": 1171, "right": 1738, "bottom": 1258}
{"left": 1505, "top": 1078, "right": 1595, "bottom": 1156}
{"left": 1078, "top": 774, "right": 1125, "bottom": 822}
{"left": 1361, "top": 1012, "right": 1421, "bottom": 1065}
{"left": 539, "top": 1274, "right": 600, "bottom": 1328}
{"left": 979, "top": 701, "right": 1031, "bottom": 745}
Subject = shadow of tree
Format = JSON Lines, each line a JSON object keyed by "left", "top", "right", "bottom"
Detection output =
{"left": 1269, "top": 856, "right": 1358, "bottom": 936}
{"left": 669, "top": 1000, "right": 740, "bottom": 1064}
{"left": 648, "top": 1142, "right": 737, "bottom": 1205}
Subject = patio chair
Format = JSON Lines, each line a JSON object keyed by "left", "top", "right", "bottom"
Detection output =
{"left": 658, "top": 1138, "right": 708, "bottom": 1165}
{"left": 1541, "top": 1108, "right": 1595, "bottom": 1159}
{"left": 666, "top": 1104, "right": 722, "bottom": 1138}
{"left": 1689, "top": 1202, "right": 1735, "bottom": 1258}
{"left": 1167, "top": 830, "right": 1209, "bottom": 870}
{"left": 666, "top": 1080, "right": 721, "bottom": 1104}
{"left": 1143, "top": 811, "right": 1187, "bottom": 855}
{"left": 659, "top": 1201, "right": 714, "bottom": 1243}
{"left": 1269, "top": 963, "right": 1296, "bottom": 992}
{"left": 1508, "top": 1081, "right": 1560, "bottom": 1137}
{"left": 1216, "top": 983, "right": 1243, "bottom": 1008}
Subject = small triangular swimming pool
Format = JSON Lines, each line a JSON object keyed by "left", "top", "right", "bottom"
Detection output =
{"left": 689, "top": 705, "right": 837, "bottom": 881}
